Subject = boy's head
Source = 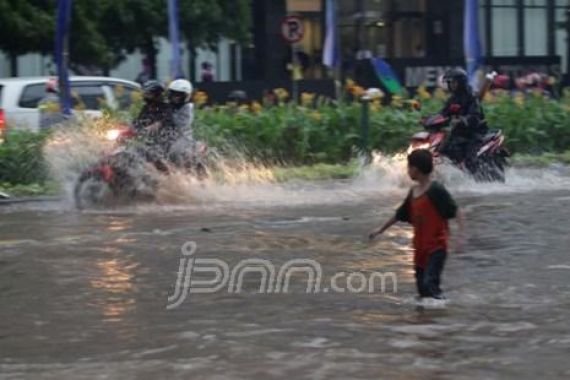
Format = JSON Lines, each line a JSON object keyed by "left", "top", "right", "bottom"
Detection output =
{"left": 407, "top": 149, "right": 433, "bottom": 180}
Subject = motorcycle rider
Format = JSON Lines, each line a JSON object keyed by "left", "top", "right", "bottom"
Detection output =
{"left": 438, "top": 68, "right": 488, "bottom": 171}
{"left": 167, "top": 79, "right": 194, "bottom": 134}
{"left": 133, "top": 80, "right": 176, "bottom": 172}
{"left": 166, "top": 79, "right": 199, "bottom": 168}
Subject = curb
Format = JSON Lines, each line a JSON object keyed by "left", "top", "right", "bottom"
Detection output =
{"left": 0, "top": 196, "right": 63, "bottom": 206}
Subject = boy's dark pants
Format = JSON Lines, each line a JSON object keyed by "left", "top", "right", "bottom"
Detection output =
{"left": 415, "top": 250, "right": 447, "bottom": 298}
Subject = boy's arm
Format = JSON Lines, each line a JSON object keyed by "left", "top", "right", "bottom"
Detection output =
{"left": 427, "top": 182, "right": 458, "bottom": 219}
{"left": 369, "top": 191, "right": 411, "bottom": 241}
{"left": 369, "top": 216, "right": 397, "bottom": 241}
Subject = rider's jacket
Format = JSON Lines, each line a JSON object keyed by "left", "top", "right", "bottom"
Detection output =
{"left": 133, "top": 102, "right": 178, "bottom": 152}
{"left": 440, "top": 89, "right": 488, "bottom": 137}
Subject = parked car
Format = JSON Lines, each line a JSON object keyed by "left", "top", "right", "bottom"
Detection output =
{"left": 0, "top": 76, "right": 141, "bottom": 133}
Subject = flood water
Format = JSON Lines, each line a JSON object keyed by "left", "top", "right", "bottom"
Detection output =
{"left": 1, "top": 162, "right": 570, "bottom": 379}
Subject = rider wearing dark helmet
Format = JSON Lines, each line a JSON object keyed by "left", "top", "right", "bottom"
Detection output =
{"left": 133, "top": 80, "right": 176, "bottom": 172}
{"left": 439, "top": 68, "right": 488, "bottom": 170}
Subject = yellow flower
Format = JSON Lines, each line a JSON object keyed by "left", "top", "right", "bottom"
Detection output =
{"left": 273, "top": 88, "right": 289, "bottom": 101}
{"left": 345, "top": 78, "right": 356, "bottom": 91}
{"left": 310, "top": 111, "right": 322, "bottom": 122}
{"left": 408, "top": 99, "right": 421, "bottom": 111}
{"left": 351, "top": 86, "right": 366, "bottom": 97}
{"left": 417, "top": 85, "right": 431, "bottom": 101}
{"left": 370, "top": 99, "right": 382, "bottom": 112}
{"left": 193, "top": 91, "right": 208, "bottom": 106}
{"left": 547, "top": 76, "right": 557, "bottom": 86}
{"left": 301, "top": 92, "right": 316, "bottom": 107}
{"left": 433, "top": 88, "right": 447, "bottom": 101}
{"left": 514, "top": 93, "right": 525, "bottom": 106}
{"left": 391, "top": 95, "right": 403, "bottom": 108}
{"left": 250, "top": 101, "right": 262, "bottom": 113}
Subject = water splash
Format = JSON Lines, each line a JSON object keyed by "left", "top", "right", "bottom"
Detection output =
{"left": 354, "top": 151, "right": 570, "bottom": 196}
{"left": 42, "top": 120, "right": 570, "bottom": 210}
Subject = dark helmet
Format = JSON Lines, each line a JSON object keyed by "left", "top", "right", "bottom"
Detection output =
{"left": 142, "top": 80, "right": 165, "bottom": 103}
{"left": 443, "top": 68, "right": 468, "bottom": 92}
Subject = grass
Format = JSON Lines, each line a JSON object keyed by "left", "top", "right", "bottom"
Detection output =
{"left": 0, "top": 181, "right": 61, "bottom": 198}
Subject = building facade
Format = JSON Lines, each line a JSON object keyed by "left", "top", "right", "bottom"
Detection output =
{"left": 248, "top": 0, "right": 570, "bottom": 86}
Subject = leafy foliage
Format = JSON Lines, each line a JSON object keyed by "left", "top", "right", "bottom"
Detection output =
{"left": 0, "top": 130, "right": 49, "bottom": 185}
{"left": 0, "top": 0, "right": 252, "bottom": 71}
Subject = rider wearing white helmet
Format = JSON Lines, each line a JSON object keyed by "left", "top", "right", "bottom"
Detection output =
{"left": 168, "top": 79, "right": 194, "bottom": 132}
{"left": 167, "top": 78, "right": 198, "bottom": 167}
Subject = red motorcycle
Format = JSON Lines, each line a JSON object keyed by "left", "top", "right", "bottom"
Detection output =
{"left": 73, "top": 125, "right": 209, "bottom": 209}
{"left": 408, "top": 113, "right": 509, "bottom": 182}
{"left": 73, "top": 126, "right": 158, "bottom": 209}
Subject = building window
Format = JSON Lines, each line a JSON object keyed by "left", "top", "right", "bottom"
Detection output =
{"left": 555, "top": 0, "right": 570, "bottom": 72}
{"left": 491, "top": 0, "right": 518, "bottom": 56}
{"left": 524, "top": 0, "right": 548, "bottom": 56}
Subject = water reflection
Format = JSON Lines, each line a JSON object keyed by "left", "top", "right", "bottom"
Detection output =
{"left": 89, "top": 248, "right": 138, "bottom": 323}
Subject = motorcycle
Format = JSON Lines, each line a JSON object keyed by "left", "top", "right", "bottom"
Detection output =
{"left": 73, "top": 126, "right": 160, "bottom": 209}
{"left": 408, "top": 113, "right": 510, "bottom": 182}
{"left": 73, "top": 126, "right": 209, "bottom": 209}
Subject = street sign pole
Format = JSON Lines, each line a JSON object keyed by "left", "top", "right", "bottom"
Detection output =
{"left": 281, "top": 15, "right": 305, "bottom": 104}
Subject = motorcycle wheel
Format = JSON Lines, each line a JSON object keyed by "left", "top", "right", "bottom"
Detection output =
{"left": 472, "top": 155, "right": 506, "bottom": 183}
{"left": 74, "top": 171, "right": 112, "bottom": 210}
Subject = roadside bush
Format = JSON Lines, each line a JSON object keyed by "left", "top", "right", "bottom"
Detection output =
{"left": 0, "top": 130, "right": 50, "bottom": 185}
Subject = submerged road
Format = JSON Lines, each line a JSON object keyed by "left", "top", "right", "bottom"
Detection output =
{"left": 1, "top": 166, "right": 570, "bottom": 379}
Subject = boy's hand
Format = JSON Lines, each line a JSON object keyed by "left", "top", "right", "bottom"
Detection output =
{"left": 368, "top": 229, "right": 381, "bottom": 242}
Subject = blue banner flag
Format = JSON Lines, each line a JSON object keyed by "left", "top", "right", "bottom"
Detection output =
{"left": 55, "top": 0, "right": 72, "bottom": 116}
{"left": 323, "top": 0, "right": 340, "bottom": 68}
{"left": 168, "top": 0, "right": 184, "bottom": 79}
{"left": 370, "top": 58, "right": 404, "bottom": 95}
{"left": 464, "top": 0, "right": 483, "bottom": 90}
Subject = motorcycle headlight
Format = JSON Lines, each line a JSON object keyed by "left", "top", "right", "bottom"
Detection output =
{"left": 105, "top": 129, "right": 122, "bottom": 141}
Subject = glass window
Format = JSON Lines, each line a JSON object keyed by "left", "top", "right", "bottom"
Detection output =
{"left": 70, "top": 83, "right": 106, "bottom": 110}
{"left": 524, "top": 5, "right": 548, "bottom": 56}
{"left": 18, "top": 83, "right": 46, "bottom": 108}
{"left": 493, "top": 0, "right": 516, "bottom": 5}
{"left": 492, "top": 6, "right": 518, "bottom": 56}
{"left": 109, "top": 83, "right": 141, "bottom": 110}
{"left": 524, "top": 0, "right": 547, "bottom": 5}
{"left": 556, "top": 7, "right": 568, "bottom": 73}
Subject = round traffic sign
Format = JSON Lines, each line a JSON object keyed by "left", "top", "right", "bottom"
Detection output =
{"left": 281, "top": 15, "right": 304, "bottom": 44}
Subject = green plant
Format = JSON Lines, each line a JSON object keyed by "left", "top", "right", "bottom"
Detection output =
{"left": 0, "top": 130, "right": 50, "bottom": 185}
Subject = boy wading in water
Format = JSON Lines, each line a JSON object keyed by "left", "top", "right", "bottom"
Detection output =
{"left": 369, "top": 149, "right": 464, "bottom": 300}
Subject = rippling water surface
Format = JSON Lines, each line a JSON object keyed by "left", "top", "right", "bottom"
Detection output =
{"left": 1, "top": 160, "right": 570, "bottom": 379}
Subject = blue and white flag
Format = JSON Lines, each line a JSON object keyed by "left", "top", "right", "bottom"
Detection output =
{"left": 464, "top": 0, "right": 483, "bottom": 91}
{"left": 168, "top": 0, "right": 184, "bottom": 79}
{"left": 323, "top": 0, "right": 340, "bottom": 68}
{"left": 55, "top": 0, "right": 73, "bottom": 116}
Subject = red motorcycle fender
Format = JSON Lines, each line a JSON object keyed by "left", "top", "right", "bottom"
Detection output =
{"left": 91, "top": 164, "right": 114, "bottom": 183}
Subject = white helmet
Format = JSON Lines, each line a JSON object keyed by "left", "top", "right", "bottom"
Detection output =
{"left": 168, "top": 79, "right": 193, "bottom": 106}
{"left": 168, "top": 79, "right": 193, "bottom": 94}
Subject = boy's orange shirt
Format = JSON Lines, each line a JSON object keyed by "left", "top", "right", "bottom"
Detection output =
{"left": 409, "top": 193, "right": 449, "bottom": 268}
{"left": 395, "top": 181, "right": 457, "bottom": 268}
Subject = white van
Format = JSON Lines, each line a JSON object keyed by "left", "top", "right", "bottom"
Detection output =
{"left": 0, "top": 76, "right": 141, "bottom": 133}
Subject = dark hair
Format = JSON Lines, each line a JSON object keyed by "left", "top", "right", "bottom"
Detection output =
{"left": 408, "top": 149, "right": 433, "bottom": 175}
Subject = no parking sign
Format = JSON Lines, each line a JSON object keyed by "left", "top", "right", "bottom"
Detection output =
{"left": 281, "top": 15, "right": 304, "bottom": 44}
